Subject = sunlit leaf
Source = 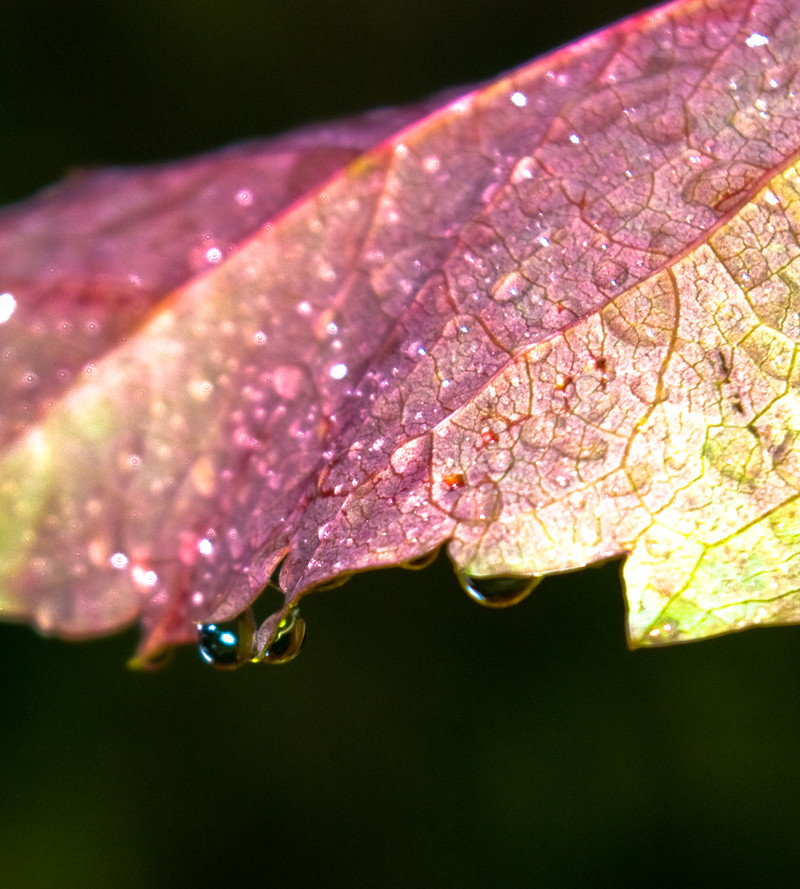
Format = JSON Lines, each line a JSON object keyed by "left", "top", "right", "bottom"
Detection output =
{"left": 2, "top": 0, "right": 800, "bottom": 660}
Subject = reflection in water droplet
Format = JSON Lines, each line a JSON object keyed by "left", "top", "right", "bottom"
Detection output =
{"left": 197, "top": 608, "right": 256, "bottom": 669}
{"left": 258, "top": 606, "right": 306, "bottom": 665}
{"left": 459, "top": 571, "right": 541, "bottom": 608}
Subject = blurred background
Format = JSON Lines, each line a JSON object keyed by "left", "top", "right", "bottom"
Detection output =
{"left": 2, "top": 0, "right": 800, "bottom": 886}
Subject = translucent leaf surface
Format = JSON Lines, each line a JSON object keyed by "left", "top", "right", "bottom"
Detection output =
{"left": 2, "top": 0, "right": 800, "bottom": 660}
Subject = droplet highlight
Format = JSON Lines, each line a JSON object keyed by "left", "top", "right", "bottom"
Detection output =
{"left": 0, "top": 292, "right": 16, "bottom": 324}
{"left": 459, "top": 572, "right": 541, "bottom": 608}
{"left": 197, "top": 608, "right": 256, "bottom": 669}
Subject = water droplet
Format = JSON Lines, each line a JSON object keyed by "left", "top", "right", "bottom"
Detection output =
{"left": 459, "top": 571, "right": 541, "bottom": 608}
{"left": 401, "top": 548, "right": 440, "bottom": 570}
{"left": 314, "top": 573, "right": 352, "bottom": 592}
{"left": 592, "top": 259, "right": 628, "bottom": 294}
{"left": 258, "top": 606, "right": 306, "bottom": 665}
{"left": 197, "top": 608, "right": 256, "bottom": 669}
{"left": 128, "top": 645, "right": 175, "bottom": 671}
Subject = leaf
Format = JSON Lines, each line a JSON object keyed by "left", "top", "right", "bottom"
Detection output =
{"left": 2, "top": 0, "right": 800, "bottom": 662}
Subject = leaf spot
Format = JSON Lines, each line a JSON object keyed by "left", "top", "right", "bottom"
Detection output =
{"left": 442, "top": 472, "right": 466, "bottom": 490}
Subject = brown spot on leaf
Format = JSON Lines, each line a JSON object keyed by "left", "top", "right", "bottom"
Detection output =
{"left": 442, "top": 472, "right": 466, "bottom": 490}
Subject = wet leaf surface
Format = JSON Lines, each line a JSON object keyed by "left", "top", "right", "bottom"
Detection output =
{"left": 3, "top": 0, "right": 800, "bottom": 659}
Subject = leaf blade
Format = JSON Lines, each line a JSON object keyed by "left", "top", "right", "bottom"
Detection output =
{"left": 3, "top": 0, "right": 800, "bottom": 655}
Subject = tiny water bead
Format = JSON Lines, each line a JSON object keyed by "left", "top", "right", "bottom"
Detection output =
{"left": 197, "top": 608, "right": 256, "bottom": 669}
{"left": 458, "top": 571, "right": 542, "bottom": 608}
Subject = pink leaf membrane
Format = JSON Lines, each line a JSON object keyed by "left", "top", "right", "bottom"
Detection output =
{"left": 3, "top": 0, "right": 800, "bottom": 660}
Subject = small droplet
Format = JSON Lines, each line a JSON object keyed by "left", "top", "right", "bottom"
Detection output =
{"left": 459, "top": 571, "right": 541, "bottom": 608}
{"left": 259, "top": 606, "right": 306, "bottom": 665}
{"left": 313, "top": 573, "right": 352, "bottom": 592}
{"left": 197, "top": 609, "right": 256, "bottom": 669}
{"left": 127, "top": 645, "right": 175, "bottom": 672}
{"left": 592, "top": 259, "right": 628, "bottom": 294}
{"left": 401, "top": 548, "right": 440, "bottom": 570}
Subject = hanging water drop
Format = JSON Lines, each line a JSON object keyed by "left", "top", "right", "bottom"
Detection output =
{"left": 459, "top": 571, "right": 541, "bottom": 608}
{"left": 401, "top": 547, "right": 440, "bottom": 570}
{"left": 127, "top": 645, "right": 175, "bottom": 672}
{"left": 313, "top": 573, "right": 352, "bottom": 592}
{"left": 197, "top": 608, "right": 256, "bottom": 669}
{"left": 258, "top": 606, "right": 306, "bottom": 664}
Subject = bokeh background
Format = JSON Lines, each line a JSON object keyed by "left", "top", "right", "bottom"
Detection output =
{"left": 2, "top": 1, "right": 800, "bottom": 886}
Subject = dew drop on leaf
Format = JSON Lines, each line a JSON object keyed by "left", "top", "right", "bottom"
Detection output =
{"left": 197, "top": 608, "right": 256, "bottom": 669}
{"left": 400, "top": 548, "right": 441, "bottom": 571}
{"left": 257, "top": 606, "right": 306, "bottom": 665}
{"left": 458, "top": 572, "right": 542, "bottom": 608}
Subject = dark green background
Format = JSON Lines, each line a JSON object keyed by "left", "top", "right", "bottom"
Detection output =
{"left": 2, "top": 1, "right": 799, "bottom": 886}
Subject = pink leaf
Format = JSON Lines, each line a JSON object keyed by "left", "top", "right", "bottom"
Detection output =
{"left": 2, "top": 0, "right": 800, "bottom": 662}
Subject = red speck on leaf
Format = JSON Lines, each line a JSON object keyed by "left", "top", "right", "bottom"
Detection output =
{"left": 442, "top": 473, "right": 467, "bottom": 491}
{"left": 480, "top": 427, "right": 500, "bottom": 446}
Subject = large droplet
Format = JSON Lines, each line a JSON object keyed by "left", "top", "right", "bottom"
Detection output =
{"left": 197, "top": 608, "right": 256, "bottom": 669}
{"left": 458, "top": 571, "right": 541, "bottom": 608}
{"left": 258, "top": 606, "right": 306, "bottom": 665}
